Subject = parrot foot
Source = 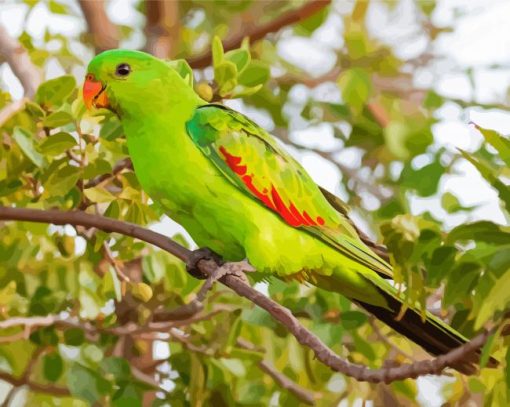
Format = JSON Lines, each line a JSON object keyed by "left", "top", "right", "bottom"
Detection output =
{"left": 186, "top": 247, "right": 224, "bottom": 279}
{"left": 196, "top": 260, "right": 255, "bottom": 303}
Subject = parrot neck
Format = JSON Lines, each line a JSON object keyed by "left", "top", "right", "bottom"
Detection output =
{"left": 120, "top": 84, "right": 209, "bottom": 204}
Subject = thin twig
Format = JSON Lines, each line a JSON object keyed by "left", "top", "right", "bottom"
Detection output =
{"left": 102, "top": 242, "right": 131, "bottom": 282}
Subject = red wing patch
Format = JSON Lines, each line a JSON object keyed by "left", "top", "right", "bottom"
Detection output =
{"left": 219, "top": 146, "right": 325, "bottom": 227}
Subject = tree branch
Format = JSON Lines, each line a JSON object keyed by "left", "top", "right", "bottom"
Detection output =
{"left": 0, "top": 206, "right": 191, "bottom": 262}
{"left": 78, "top": 0, "right": 119, "bottom": 53}
{"left": 0, "top": 25, "right": 40, "bottom": 98}
{"left": 144, "top": 0, "right": 180, "bottom": 59}
{"left": 0, "top": 371, "right": 70, "bottom": 397}
{"left": 187, "top": 0, "right": 331, "bottom": 69}
{"left": 0, "top": 206, "right": 493, "bottom": 383}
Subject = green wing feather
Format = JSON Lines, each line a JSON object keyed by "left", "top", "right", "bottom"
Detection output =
{"left": 186, "top": 104, "right": 392, "bottom": 278}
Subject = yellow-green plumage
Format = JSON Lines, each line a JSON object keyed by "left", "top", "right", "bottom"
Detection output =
{"left": 85, "top": 49, "right": 493, "bottom": 373}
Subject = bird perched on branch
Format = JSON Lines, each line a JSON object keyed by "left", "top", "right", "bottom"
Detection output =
{"left": 83, "top": 49, "right": 496, "bottom": 374}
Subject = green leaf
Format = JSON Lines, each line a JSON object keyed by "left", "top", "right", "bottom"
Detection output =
{"left": 423, "top": 91, "right": 444, "bottom": 110}
{"left": 190, "top": 354, "right": 206, "bottom": 406}
{"left": 231, "top": 84, "right": 263, "bottom": 98}
{"left": 43, "top": 351, "right": 64, "bottom": 382}
{"left": 13, "top": 127, "right": 45, "bottom": 167}
{"left": 83, "top": 159, "right": 113, "bottom": 179}
{"left": 337, "top": 68, "right": 372, "bottom": 113}
{"left": 214, "top": 61, "right": 238, "bottom": 96}
{"left": 294, "top": 5, "right": 329, "bottom": 35}
{"left": 211, "top": 36, "right": 224, "bottom": 67}
{"left": 103, "top": 266, "right": 122, "bottom": 302}
{"left": 68, "top": 363, "right": 112, "bottom": 404}
{"left": 441, "top": 191, "right": 473, "bottom": 213}
{"left": 44, "top": 165, "right": 81, "bottom": 196}
{"left": 474, "top": 124, "right": 510, "bottom": 167}
{"left": 101, "top": 357, "right": 131, "bottom": 382}
{"left": 447, "top": 221, "right": 510, "bottom": 245}
{"left": 84, "top": 186, "right": 116, "bottom": 203}
{"left": 64, "top": 328, "right": 85, "bottom": 346}
{"left": 25, "top": 100, "right": 45, "bottom": 118}
{"left": 219, "top": 358, "right": 246, "bottom": 377}
{"left": 225, "top": 48, "right": 251, "bottom": 73}
{"left": 241, "top": 306, "right": 277, "bottom": 329}
{"left": 475, "top": 270, "right": 510, "bottom": 328}
{"left": 39, "top": 132, "right": 77, "bottom": 155}
{"left": 48, "top": 0, "right": 68, "bottom": 14}
{"left": 35, "top": 75, "right": 76, "bottom": 108}
{"left": 400, "top": 160, "right": 444, "bottom": 197}
{"left": 238, "top": 61, "right": 270, "bottom": 87}
{"left": 167, "top": 59, "right": 194, "bottom": 87}
{"left": 444, "top": 262, "right": 480, "bottom": 306}
{"left": 112, "top": 384, "right": 142, "bottom": 407}
{"left": 99, "top": 115, "right": 123, "bottom": 141}
{"left": 460, "top": 149, "right": 510, "bottom": 212}
{"left": 0, "top": 281, "right": 17, "bottom": 307}
{"left": 43, "top": 111, "right": 74, "bottom": 128}
{"left": 391, "top": 379, "right": 417, "bottom": 400}
{"left": 479, "top": 328, "right": 500, "bottom": 368}
{"left": 104, "top": 200, "right": 120, "bottom": 219}
{"left": 0, "top": 179, "right": 23, "bottom": 197}
{"left": 340, "top": 311, "right": 368, "bottom": 329}
{"left": 29, "top": 326, "right": 59, "bottom": 346}
{"left": 82, "top": 344, "right": 104, "bottom": 364}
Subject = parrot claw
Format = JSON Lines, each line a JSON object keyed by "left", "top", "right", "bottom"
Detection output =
{"left": 186, "top": 247, "right": 224, "bottom": 279}
{"left": 196, "top": 260, "right": 255, "bottom": 302}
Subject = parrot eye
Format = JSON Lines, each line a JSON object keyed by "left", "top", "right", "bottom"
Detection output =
{"left": 115, "top": 63, "right": 131, "bottom": 77}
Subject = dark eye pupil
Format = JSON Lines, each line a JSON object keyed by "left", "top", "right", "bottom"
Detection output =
{"left": 116, "top": 64, "right": 131, "bottom": 76}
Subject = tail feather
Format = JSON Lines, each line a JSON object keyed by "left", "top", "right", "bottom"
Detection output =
{"left": 357, "top": 287, "right": 497, "bottom": 375}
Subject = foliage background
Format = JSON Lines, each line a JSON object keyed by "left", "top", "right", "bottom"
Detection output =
{"left": 1, "top": 0, "right": 510, "bottom": 405}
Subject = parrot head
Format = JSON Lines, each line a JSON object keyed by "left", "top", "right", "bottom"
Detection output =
{"left": 83, "top": 49, "right": 191, "bottom": 115}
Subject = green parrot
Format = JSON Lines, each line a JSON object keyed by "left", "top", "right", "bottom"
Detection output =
{"left": 83, "top": 49, "right": 493, "bottom": 374}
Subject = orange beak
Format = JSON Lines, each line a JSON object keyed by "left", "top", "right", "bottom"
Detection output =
{"left": 83, "top": 74, "right": 109, "bottom": 110}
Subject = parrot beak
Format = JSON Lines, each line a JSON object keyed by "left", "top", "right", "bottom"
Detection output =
{"left": 83, "top": 74, "right": 109, "bottom": 110}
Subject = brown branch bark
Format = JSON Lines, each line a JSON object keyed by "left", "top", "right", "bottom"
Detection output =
{"left": 0, "top": 206, "right": 494, "bottom": 384}
{"left": 0, "top": 206, "right": 190, "bottom": 262}
{"left": 0, "top": 25, "right": 41, "bottom": 97}
{"left": 187, "top": 0, "right": 332, "bottom": 69}
{"left": 0, "top": 371, "right": 70, "bottom": 397}
{"left": 78, "top": 0, "right": 119, "bottom": 53}
{"left": 144, "top": 0, "right": 180, "bottom": 59}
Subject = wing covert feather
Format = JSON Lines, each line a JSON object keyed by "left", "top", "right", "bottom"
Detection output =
{"left": 186, "top": 104, "right": 392, "bottom": 278}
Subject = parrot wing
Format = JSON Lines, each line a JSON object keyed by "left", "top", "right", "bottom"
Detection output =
{"left": 185, "top": 104, "right": 392, "bottom": 278}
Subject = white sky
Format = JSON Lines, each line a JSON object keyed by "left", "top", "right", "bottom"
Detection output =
{"left": 1, "top": 1, "right": 509, "bottom": 405}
